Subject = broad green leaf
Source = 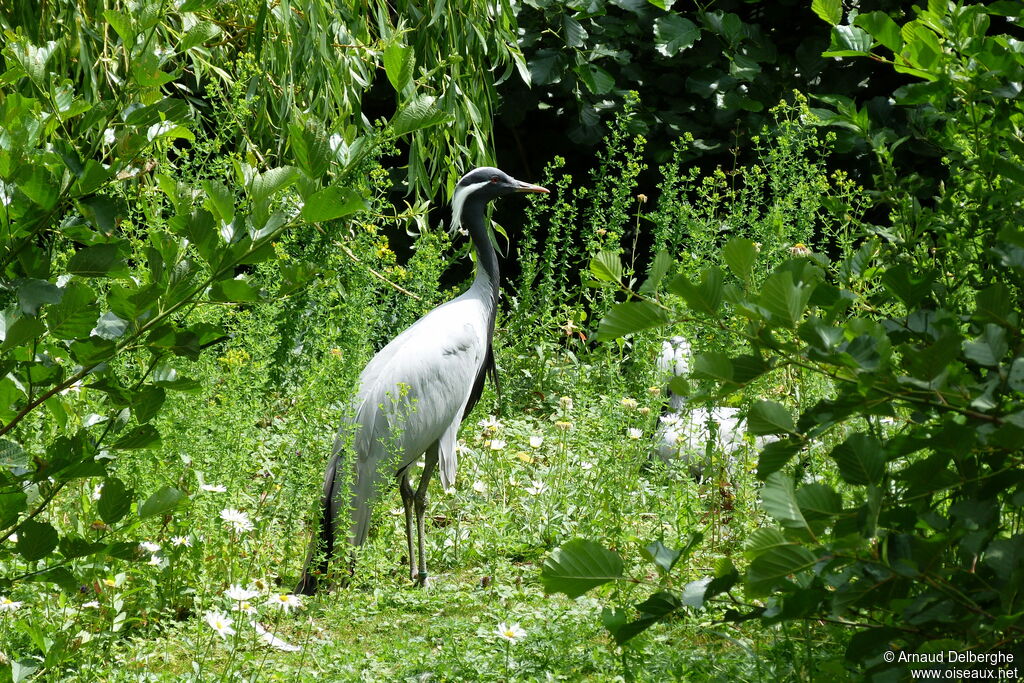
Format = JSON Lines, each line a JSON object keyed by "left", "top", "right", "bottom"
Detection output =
{"left": 58, "top": 535, "right": 106, "bottom": 560}
{"left": 139, "top": 485, "right": 185, "bottom": 518}
{"left": 66, "top": 244, "right": 128, "bottom": 278}
{"left": 743, "top": 527, "right": 790, "bottom": 559}
{"left": 15, "top": 166, "right": 59, "bottom": 209}
{"left": 98, "top": 477, "right": 132, "bottom": 525}
{"left": 654, "top": 15, "right": 699, "bottom": 57}
{"left": 823, "top": 25, "right": 873, "bottom": 56}
{"left": 796, "top": 484, "right": 842, "bottom": 521}
{"left": 16, "top": 519, "right": 59, "bottom": 562}
{"left": 1, "top": 314, "right": 45, "bottom": 351}
{"left": 759, "top": 269, "right": 814, "bottom": 327}
{"left": 389, "top": 95, "right": 450, "bottom": 137}
{"left": 639, "top": 251, "right": 672, "bottom": 294}
{"left": 131, "top": 386, "right": 166, "bottom": 424}
{"left": 963, "top": 324, "right": 1008, "bottom": 367}
{"left": 203, "top": 180, "right": 235, "bottom": 227}
{"left": 598, "top": 301, "right": 669, "bottom": 339}
{"left": 854, "top": 11, "right": 903, "bottom": 51}
{"left": 668, "top": 266, "right": 723, "bottom": 316}
{"left": 179, "top": 21, "right": 220, "bottom": 52}
{"left": 111, "top": 425, "right": 161, "bottom": 450}
{"left": 722, "top": 237, "right": 758, "bottom": 283}
{"left": 103, "top": 9, "right": 135, "bottom": 44}
{"left": 91, "top": 311, "right": 128, "bottom": 340}
{"left": 17, "top": 279, "right": 61, "bottom": 315}
{"left": 590, "top": 250, "right": 623, "bottom": 283}
{"left": 0, "top": 490, "right": 27, "bottom": 528}
{"left": 383, "top": 41, "right": 415, "bottom": 92}
{"left": 747, "top": 400, "right": 795, "bottom": 435}
{"left": 830, "top": 433, "right": 885, "bottom": 486}
{"left": 881, "top": 264, "right": 933, "bottom": 307}
{"left": 811, "top": 0, "right": 842, "bottom": 26}
{"left": 9, "top": 38, "right": 57, "bottom": 87}
{"left": 45, "top": 282, "right": 98, "bottom": 339}
{"left": 541, "top": 538, "right": 624, "bottom": 598}
{"left": 250, "top": 166, "right": 298, "bottom": 206}
{"left": 757, "top": 438, "right": 802, "bottom": 480}
{"left": 746, "top": 545, "right": 818, "bottom": 594}
{"left": 641, "top": 540, "right": 681, "bottom": 574}
{"left": 1009, "top": 358, "right": 1024, "bottom": 393}
{"left": 760, "top": 472, "right": 807, "bottom": 530}
{"left": 209, "top": 279, "right": 262, "bottom": 303}
{"left": 299, "top": 186, "right": 368, "bottom": 223}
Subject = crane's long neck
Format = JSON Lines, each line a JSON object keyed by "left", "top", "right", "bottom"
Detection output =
{"left": 461, "top": 195, "right": 500, "bottom": 308}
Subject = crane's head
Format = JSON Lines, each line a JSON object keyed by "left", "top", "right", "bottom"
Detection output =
{"left": 450, "top": 167, "right": 548, "bottom": 233}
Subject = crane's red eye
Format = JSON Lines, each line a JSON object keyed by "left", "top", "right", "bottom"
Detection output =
{"left": 490, "top": 175, "right": 499, "bottom": 183}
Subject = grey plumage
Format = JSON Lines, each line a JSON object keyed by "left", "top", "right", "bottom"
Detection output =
{"left": 296, "top": 168, "right": 547, "bottom": 593}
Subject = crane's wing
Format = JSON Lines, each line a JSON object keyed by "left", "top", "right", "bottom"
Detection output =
{"left": 351, "top": 296, "right": 489, "bottom": 488}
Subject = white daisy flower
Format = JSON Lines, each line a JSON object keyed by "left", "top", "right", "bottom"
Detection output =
{"left": 489, "top": 439, "right": 506, "bottom": 451}
{"left": 139, "top": 541, "right": 161, "bottom": 553}
{"left": 82, "top": 601, "right": 100, "bottom": 609}
{"left": 529, "top": 435, "right": 544, "bottom": 448}
{"left": 495, "top": 622, "right": 526, "bottom": 642}
{"left": 0, "top": 597, "right": 22, "bottom": 612}
{"left": 225, "top": 584, "right": 260, "bottom": 603}
{"left": 627, "top": 427, "right": 643, "bottom": 439}
{"left": 201, "top": 484, "right": 227, "bottom": 493}
{"left": 170, "top": 536, "right": 191, "bottom": 547}
{"left": 266, "top": 593, "right": 302, "bottom": 613}
{"left": 472, "top": 480, "right": 488, "bottom": 494}
{"left": 220, "top": 508, "right": 254, "bottom": 533}
{"left": 252, "top": 620, "right": 300, "bottom": 651}
{"left": 204, "top": 610, "right": 235, "bottom": 639}
{"left": 524, "top": 480, "right": 547, "bottom": 496}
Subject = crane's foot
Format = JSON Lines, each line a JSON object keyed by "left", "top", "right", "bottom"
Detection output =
{"left": 416, "top": 570, "right": 428, "bottom": 587}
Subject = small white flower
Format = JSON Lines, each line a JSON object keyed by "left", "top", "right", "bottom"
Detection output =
{"left": 225, "top": 584, "right": 260, "bottom": 602}
{"left": 472, "top": 480, "right": 488, "bottom": 494}
{"left": 660, "top": 413, "right": 681, "bottom": 426}
{"left": 489, "top": 439, "right": 506, "bottom": 451}
{"left": 91, "top": 484, "right": 104, "bottom": 501}
{"left": 201, "top": 484, "right": 227, "bottom": 493}
{"left": 0, "top": 597, "right": 22, "bottom": 612}
{"left": 147, "top": 555, "right": 164, "bottom": 567}
{"left": 170, "top": 536, "right": 192, "bottom": 547}
{"left": 496, "top": 622, "right": 526, "bottom": 642}
{"left": 580, "top": 461, "right": 594, "bottom": 471}
{"left": 627, "top": 427, "right": 643, "bottom": 440}
{"left": 524, "top": 480, "right": 547, "bottom": 496}
{"left": 478, "top": 416, "right": 501, "bottom": 434}
{"left": 529, "top": 435, "right": 544, "bottom": 448}
{"left": 102, "top": 128, "right": 116, "bottom": 145}
{"left": 266, "top": 593, "right": 302, "bottom": 613}
{"left": 220, "top": 508, "right": 254, "bottom": 533}
{"left": 82, "top": 601, "right": 100, "bottom": 609}
{"left": 204, "top": 610, "right": 236, "bottom": 639}
{"left": 559, "top": 396, "right": 573, "bottom": 410}
{"left": 139, "top": 541, "right": 161, "bottom": 553}
{"left": 238, "top": 600, "right": 257, "bottom": 615}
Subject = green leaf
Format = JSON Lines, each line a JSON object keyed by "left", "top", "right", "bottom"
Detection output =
{"left": 654, "top": 15, "right": 699, "bottom": 57}
{"left": 744, "top": 527, "right": 790, "bottom": 559}
{"left": 746, "top": 544, "right": 818, "bottom": 594}
{"left": 250, "top": 166, "right": 298, "bottom": 207}
{"left": 16, "top": 279, "right": 61, "bottom": 316}
{"left": 747, "top": 400, "right": 795, "bottom": 435}
{"left": 103, "top": 9, "right": 135, "bottom": 44}
{"left": 830, "top": 433, "right": 885, "bottom": 486}
{"left": 389, "top": 95, "right": 450, "bottom": 137}
{"left": 299, "top": 186, "right": 368, "bottom": 223}
{"left": 541, "top": 538, "right": 624, "bottom": 598}
{"left": 757, "top": 438, "right": 802, "bottom": 480}
{"left": 881, "top": 264, "right": 933, "bottom": 307}
{"left": 59, "top": 535, "right": 106, "bottom": 560}
{"left": 179, "top": 21, "right": 221, "bottom": 52}
{"left": 759, "top": 269, "right": 813, "bottom": 327}
{"left": 722, "top": 237, "right": 758, "bottom": 283}
{"left": 0, "top": 490, "right": 27, "bottom": 528}
{"left": 9, "top": 38, "right": 57, "bottom": 87}
{"left": 14, "top": 165, "right": 59, "bottom": 209}
{"left": 98, "top": 477, "right": 132, "bottom": 525}
{"left": 598, "top": 301, "right": 670, "bottom": 340}
{"left": 811, "top": 0, "right": 842, "bottom": 26}
{"left": 111, "top": 425, "right": 161, "bottom": 450}
{"left": 823, "top": 25, "right": 873, "bottom": 56}
{"left": 796, "top": 484, "right": 842, "bottom": 521}
{"left": 590, "top": 250, "right": 623, "bottom": 283}
{"left": 854, "top": 11, "right": 903, "bottom": 52}
{"left": 639, "top": 251, "right": 672, "bottom": 294}
{"left": 45, "top": 282, "right": 98, "bottom": 339}
{"left": 668, "top": 266, "right": 723, "bottom": 316}
{"left": 16, "top": 519, "right": 59, "bottom": 562}
{"left": 383, "top": 41, "right": 415, "bottom": 92}
{"left": 209, "top": 279, "right": 262, "bottom": 303}
{"left": 139, "top": 485, "right": 185, "bottom": 518}
{"left": 131, "top": 386, "right": 166, "bottom": 424}
{"left": 760, "top": 472, "right": 807, "bottom": 530}
{"left": 963, "top": 324, "right": 1008, "bottom": 367}
{"left": 202, "top": 180, "right": 235, "bottom": 227}
{"left": 641, "top": 540, "right": 681, "bottom": 574}
{"left": 66, "top": 244, "right": 128, "bottom": 278}
{"left": 1, "top": 314, "right": 45, "bottom": 351}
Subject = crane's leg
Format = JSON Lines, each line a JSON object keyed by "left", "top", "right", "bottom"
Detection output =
{"left": 398, "top": 468, "right": 417, "bottom": 581}
{"left": 413, "top": 444, "right": 439, "bottom": 586}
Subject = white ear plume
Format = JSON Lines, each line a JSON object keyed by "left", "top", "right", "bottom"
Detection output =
{"left": 449, "top": 181, "right": 490, "bottom": 233}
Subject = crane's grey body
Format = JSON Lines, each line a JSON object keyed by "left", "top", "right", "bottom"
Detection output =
{"left": 297, "top": 168, "right": 547, "bottom": 593}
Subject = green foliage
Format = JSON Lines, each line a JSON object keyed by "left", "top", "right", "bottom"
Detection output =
{"left": 549, "top": 2, "right": 1024, "bottom": 676}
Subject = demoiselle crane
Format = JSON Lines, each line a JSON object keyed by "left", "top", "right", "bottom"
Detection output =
{"left": 296, "top": 167, "right": 548, "bottom": 594}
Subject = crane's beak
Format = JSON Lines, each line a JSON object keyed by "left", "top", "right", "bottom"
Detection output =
{"left": 512, "top": 179, "right": 549, "bottom": 194}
